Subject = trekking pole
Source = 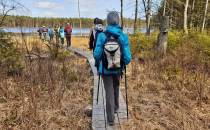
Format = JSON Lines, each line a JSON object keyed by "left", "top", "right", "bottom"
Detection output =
{"left": 125, "top": 66, "right": 129, "bottom": 119}
{"left": 96, "top": 74, "right": 101, "bottom": 104}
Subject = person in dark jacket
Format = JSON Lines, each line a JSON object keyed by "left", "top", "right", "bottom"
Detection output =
{"left": 89, "top": 18, "right": 104, "bottom": 51}
{"left": 37, "top": 27, "right": 43, "bottom": 39}
{"left": 64, "top": 23, "right": 72, "bottom": 47}
{"left": 42, "top": 26, "right": 48, "bottom": 41}
{"left": 93, "top": 11, "right": 132, "bottom": 125}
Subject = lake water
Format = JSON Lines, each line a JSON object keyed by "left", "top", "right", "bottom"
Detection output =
{"left": 3, "top": 27, "right": 90, "bottom": 36}
{"left": 3, "top": 27, "right": 150, "bottom": 35}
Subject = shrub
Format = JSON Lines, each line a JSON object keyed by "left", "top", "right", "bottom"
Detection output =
{"left": 129, "top": 32, "right": 157, "bottom": 58}
{"left": 188, "top": 32, "right": 210, "bottom": 57}
{"left": 0, "top": 32, "right": 23, "bottom": 75}
{"left": 129, "top": 31, "right": 210, "bottom": 61}
{"left": 57, "top": 50, "right": 71, "bottom": 61}
{"left": 167, "top": 31, "right": 182, "bottom": 50}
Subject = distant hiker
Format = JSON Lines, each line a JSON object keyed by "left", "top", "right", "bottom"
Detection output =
{"left": 93, "top": 11, "right": 131, "bottom": 126}
{"left": 42, "top": 26, "right": 48, "bottom": 41}
{"left": 89, "top": 18, "right": 104, "bottom": 51}
{"left": 64, "top": 23, "right": 72, "bottom": 47}
{"left": 37, "top": 27, "right": 43, "bottom": 39}
{"left": 48, "top": 26, "right": 54, "bottom": 42}
{"left": 59, "top": 26, "right": 65, "bottom": 46}
{"left": 54, "top": 25, "right": 60, "bottom": 44}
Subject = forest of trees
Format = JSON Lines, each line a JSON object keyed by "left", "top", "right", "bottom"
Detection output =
{"left": 3, "top": 15, "right": 140, "bottom": 28}
{"left": 0, "top": 0, "right": 209, "bottom": 33}
{"left": 121, "top": 0, "right": 210, "bottom": 34}
{"left": 4, "top": 16, "right": 94, "bottom": 28}
{"left": 156, "top": 0, "right": 210, "bottom": 32}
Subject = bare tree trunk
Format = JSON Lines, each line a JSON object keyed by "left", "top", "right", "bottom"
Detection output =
{"left": 156, "top": 16, "right": 169, "bottom": 57}
{"left": 189, "top": 0, "right": 196, "bottom": 29}
{"left": 184, "top": 0, "right": 189, "bottom": 34}
{"left": 134, "top": 0, "right": 138, "bottom": 34}
{"left": 170, "top": 0, "right": 174, "bottom": 27}
{"left": 120, "top": 0, "right": 124, "bottom": 29}
{"left": 78, "top": 0, "right": 82, "bottom": 36}
{"left": 202, "top": 0, "right": 209, "bottom": 32}
{"left": 163, "top": 0, "right": 167, "bottom": 16}
{"left": 146, "top": 0, "right": 151, "bottom": 35}
{"left": 142, "top": 0, "right": 151, "bottom": 35}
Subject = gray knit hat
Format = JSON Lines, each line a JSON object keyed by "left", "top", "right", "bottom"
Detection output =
{"left": 107, "top": 11, "right": 120, "bottom": 25}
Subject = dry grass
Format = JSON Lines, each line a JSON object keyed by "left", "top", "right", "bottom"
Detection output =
{"left": 0, "top": 39, "right": 92, "bottom": 130}
{"left": 13, "top": 35, "right": 48, "bottom": 52}
{"left": 3, "top": 33, "right": 210, "bottom": 130}
{"left": 13, "top": 36, "right": 89, "bottom": 51}
{"left": 71, "top": 37, "right": 89, "bottom": 50}
{"left": 121, "top": 43, "right": 210, "bottom": 130}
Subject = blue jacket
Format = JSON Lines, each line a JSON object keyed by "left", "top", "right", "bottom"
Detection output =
{"left": 93, "top": 25, "right": 132, "bottom": 75}
{"left": 48, "top": 28, "right": 54, "bottom": 37}
{"left": 59, "top": 27, "right": 65, "bottom": 38}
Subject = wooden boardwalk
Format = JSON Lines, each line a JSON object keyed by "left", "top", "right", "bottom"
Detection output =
{"left": 68, "top": 47, "right": 128, "bottom": 130}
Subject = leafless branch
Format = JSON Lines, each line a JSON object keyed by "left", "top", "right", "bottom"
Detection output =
{"left": 0, "top": 0, "right": 28, "bottom": 27}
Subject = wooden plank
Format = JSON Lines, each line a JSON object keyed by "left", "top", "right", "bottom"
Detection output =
{"left": 92, "top": 120, "right": 106, "bottom": 128}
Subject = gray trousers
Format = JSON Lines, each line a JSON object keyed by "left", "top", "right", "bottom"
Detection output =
{"left": 103, "top": 75, "right": 120, "bottom": 122}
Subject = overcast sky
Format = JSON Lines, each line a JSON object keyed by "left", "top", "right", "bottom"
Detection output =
{"left": 17, "top": 0, "right": 160, "bottom": 19}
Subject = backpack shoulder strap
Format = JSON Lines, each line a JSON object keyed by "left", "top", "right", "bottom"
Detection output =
{"left": 93, "top": 29, "right": 96, "bottom": 39}
{"left": 104, "top": 31, "right": 121, "bottom": 46}
{"left": 105, "top": 31, "right": 120, "bottom": 40}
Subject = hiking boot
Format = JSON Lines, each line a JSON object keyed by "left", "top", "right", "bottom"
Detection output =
{"left": 108, "top": 121, "right": 114, "bottom": 126}
{"left": 114, "top": 107, "right": 119, "bottom": 113}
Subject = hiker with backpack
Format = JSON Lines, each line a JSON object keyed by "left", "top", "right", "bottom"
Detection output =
{"left": 64, "top": 23, "right": 72, "bottom": 47}
{"left": 54, "top": 25, "right": 60, "bottom": 44}
{"left": 37, "top": 27, "right": 43, "bottom": 39}
{"left": 59, "top": 26, "right": 65, "bottom": 46}
{"left": 89, "top": 18, "right": 104, "bottom": 51}
{"left": 48, "top": 26, "right": 54, "bottom": 42}
{"left": 42, "top": 26, "right": 48, "bottom": 41}
{"left": 93, "top": 11, "right": 131, "bottom": 125}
